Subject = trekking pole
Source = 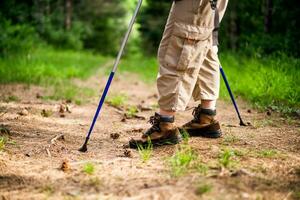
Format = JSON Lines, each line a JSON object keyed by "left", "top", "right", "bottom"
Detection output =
{"left": 79, "top": 0, "right": 143, "bottom": 152}
{"left": 220, "top": 65, "right": 247, "bottom": 126}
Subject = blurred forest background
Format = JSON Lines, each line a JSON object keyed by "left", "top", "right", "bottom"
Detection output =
{"left": 0, "top": 0, "right": 299, "bottom": 114}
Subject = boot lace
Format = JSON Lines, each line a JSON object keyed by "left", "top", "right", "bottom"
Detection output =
{"left": 144, "top": 115, "right": 161, "bottom": 136}
{"left": 191, "top": 105, "right": 202, "bottom": 123}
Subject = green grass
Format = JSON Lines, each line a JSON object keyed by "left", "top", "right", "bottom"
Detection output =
{"left": 120, "top": 53, "right": 300, "bottom": 115}
{"left": 137, "top": 138, "right": 153, "bottom": 163}
{"left": 0, "top": 136, "right": 8, "bottom": 151}
{"left": 257, "top": 149, "right": 278, "bottom": 158}
{"left": 126, "top": 105, "right": 139, "bottom": 117}
{"left": 1, "top": 48, "right": 298, "bottom": 114}
{"left": 219, "top": 52, "right": 300, "bottom": 114}
{"left": 83, "top": 163, "right": 95, "bottom": 175}
{"left": 106, "top": 94, "right": 128, "bottom": 108}
{"left": 119, "top": 54, "right": 158, "bottom": 83}
{"left": 0, "top": 47, "right": 109, "bottom": 101}
{"left": 168, "top": 145, "right": 197, "bottom": 177}
{"left": 195, "top": 183, "right": 213, "bottom": 196}
{"left": 218, "top": 148, "right": 238, "bottom": 169}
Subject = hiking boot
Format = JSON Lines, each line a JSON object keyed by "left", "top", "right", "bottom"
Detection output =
{"left": 181, "top": 105, "right": 222, "bottom": 138}
{"left": 129, "top": 113, "right": 182, "bottom": 149}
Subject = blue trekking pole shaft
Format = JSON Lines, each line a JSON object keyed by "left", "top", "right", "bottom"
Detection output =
{"left": 79, "top": 0, "right": 143, "bottom": 152}
{"left": 220, "top": 65, "right": 246, "bottom": 126}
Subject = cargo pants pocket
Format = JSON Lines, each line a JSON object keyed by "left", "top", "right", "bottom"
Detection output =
{"left": 164, "top": 22, "right": 213, "bottom": 72}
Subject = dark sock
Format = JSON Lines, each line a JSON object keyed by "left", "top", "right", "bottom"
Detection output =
{"left": 201, "top": 108, "right": 216, "bottom": 116}
{"left": 155, "top": 112, "right": 174, "bottom": 123}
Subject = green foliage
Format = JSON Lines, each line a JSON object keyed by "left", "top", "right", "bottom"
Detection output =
{"left": 195, "top": 183, "right": 213, "bottom": 196}
{"left": 0, "top": 47, "right": 108, "bottom": 100}
{"left": 219, "top": 52, "right": 300, "bottom": 114}
{"left": 137, "top": 138, "right": 153, "bottom": 163}
{"left": 41, "top": 22, "right": 85, "bottom": 50}
{"left": 0, "top": 136, "right": 8, "bottom": 151}
{"left": 180, "top": 129, "right": 190, "bottom": 143}
{"left": 106, "top": 94, "right": 128, "bottom": 108}
{"left": 0, "top": 19, "right": 40, "bottom": 56}
{"left": 138, "top": 0, "right": 171, "bottom": 54}
{"left": 218, "top": 149, "right": 237, "bottom": 169}
{"left": 168, "top": 145, "right": 197, "bottom": 177}
{"left": 83, "top": 163, "right": 95, "bottom": 175}
{"left": 257, "top": 149, "right": 278, "bottom": 158}
{"left": 119, "top": 54, "right": 158, "bottom": 82}
{"left": 196, "top": 163, "right": 209, "bottom": 176}
{"left": 126, "top": 106, "right": 139, "bottom": 117}
{"left": 5, "top": 95, "right": 20, "bottom": 103}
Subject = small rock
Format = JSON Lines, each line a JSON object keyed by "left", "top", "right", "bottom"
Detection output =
{"left": 19, "top": 109, "right": 29, "bottom": 116}
{"left": 60, "top": 114, "right": 66, "bottom": 118}
{"left": 121, "top": 117, "right": 127, "bottom": 122}
{"left": 59, "top": 104, "right": 65, "bottom": 113}
{"left": 124, "top": 149, "right": 133, "bottom": 158}
{"left": 36, "top": 93, "right": 42, "bottom": 99}
{"left": 247, "top": 109, "right": 252, "bottom": 113}
{"left": 110, "top": 133, "right": 120, "bottom": 140}
{"left": 60, "top": 160, "right": 70, "bottom": 172}
{"left": 25, "top": 153, "right": 32, "bottom": 157}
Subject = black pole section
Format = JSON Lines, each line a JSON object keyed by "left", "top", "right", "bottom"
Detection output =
{"left": 220, "top": 66, "right": 247, "bottom": 126}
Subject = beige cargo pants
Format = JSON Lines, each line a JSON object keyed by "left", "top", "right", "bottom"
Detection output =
{"left": 157, "top": 0, "right": 228, "bottom": 111}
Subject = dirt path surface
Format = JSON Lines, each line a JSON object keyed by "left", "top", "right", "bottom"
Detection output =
{"left": 0, "top": 65, "right": 299, "bottom": 200}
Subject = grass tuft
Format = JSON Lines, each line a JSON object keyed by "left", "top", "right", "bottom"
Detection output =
{"left": 137, "top": 138, "right": 153, "bottom": 163}
{"left": 83, "top": 163, "right": 95, "bottom": 175}
{"left": 168, "top": 145, "right": 197, "bottom": 177}
{"left": 195, "top": 183, "right": 213, "bottom": 196}
{"left": 106, "top": 94, "right": 128, "bottom": 108}
{"left": 218, "top": 148, "right": 238, "bottom": 169}
{"left": 126, "top": 106, "right": 139, "bottom": 117}
{"left": 0, "top": 136, "right": 8, "bottom": 151}
{"left": 257, "top": 149, "right": 278, "bottom": 158}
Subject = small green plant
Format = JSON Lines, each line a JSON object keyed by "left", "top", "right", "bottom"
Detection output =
{"left": 126, "top": 106, "right": 138, "bottom": 117}
{"left": 0, "top": 136, "right": 8, "bottom": 151}
{"left": 137, "top": 138, "right": 153, "bottom": 163}
{"left": 168, "top": 145, "right": 197, "bottom": 177}
{"left": 293, "top": 191, "right": 300, "bottom": 200}
{"left": 75, "top": 99, "right": 82, "bottom": 105}
{"left": 106, "top": 94, "right": 127, "bottom": 108}
{"left": 257, "top": 149, "right": 278, "bottom": 158}
{"left": 195, "top": 183, "right": 213, "bottom": 196}
{"left": 218, "top": 149, "right": 237, "bottom": 169}
{"left": 41, "top": 109, "right": 53, "bottom": 117}
{"left": 83, "top": 163, "right": 95, "bottom": 175}
{"left": 222, "top": 135, "right": 240, "bottom": 145}
{"left": 196, "top": 163, "right": 209, "bottom": 176}
{"left": 6, "top": 95, "right": 20, "bottom": 102}
{"left": 180, "top": 129, "right": 190, "bottom": 143}
{"left": 41, "top": 185, "right": 54, "bottom": 196}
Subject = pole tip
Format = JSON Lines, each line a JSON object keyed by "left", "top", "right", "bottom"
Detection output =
{"left": 240, "top": 121, "right": 250, "bottom": 127}
{"left": 78, "top": 143, "right": 88, "bottom": 152}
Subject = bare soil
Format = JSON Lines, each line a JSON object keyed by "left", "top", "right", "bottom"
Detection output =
{"left": 0, "top": 67, "right": 299, "bottom": 200}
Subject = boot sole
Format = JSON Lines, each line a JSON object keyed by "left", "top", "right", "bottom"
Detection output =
{"left": 179, "top": 125, "right": 222, "bottom": 138}
{"left": 129, "top": 134, "right": 182, "bottom": 149}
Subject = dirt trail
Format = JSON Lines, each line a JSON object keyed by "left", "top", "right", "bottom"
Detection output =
{"left": 0, "top": 64, "right": 299, "bottom": 200}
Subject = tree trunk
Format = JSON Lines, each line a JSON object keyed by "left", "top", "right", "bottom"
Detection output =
{"left": 229, "top": 1, "right": 238, "bottom": 50}
{"left": 264, "top": 0, "right": 273, "bottom": 33}
{"left": 64, "top": 0, "right": 72, "bottom": 31}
